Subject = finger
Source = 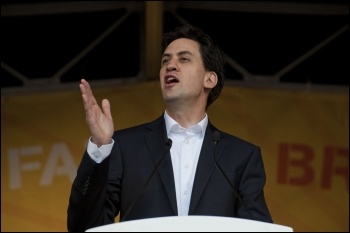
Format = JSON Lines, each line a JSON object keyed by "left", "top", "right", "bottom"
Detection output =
{"left": 80, "top": 79, "right": 98, "bottom": 110}
{"left": 80, "top": 87, "right": 90, "bottom": 113}
{"left": 79, "top": 81, "right": 89, "bottom": 109}
{"left": 80, "top": 80, "right": 99, "bottom": 120}
{"left": 80, "top": 80, "right": 92, "bottom": 111}
{"left": 102, "top": 99, "right": 112, "bottom": 119}
{"left": 80, "top": 79, "right": 92, "bottom": 98}
{"left": 82, "top": 79, "right": 98, "bottom": 106}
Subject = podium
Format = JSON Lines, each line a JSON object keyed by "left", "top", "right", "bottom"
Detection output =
{"left": 86, "top": 216, "right": 293, "bottom": 232}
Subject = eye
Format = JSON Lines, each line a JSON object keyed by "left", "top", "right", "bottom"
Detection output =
{"left": 162, "top": 58, "right": 169, "bottom": 64}
{"left": 180, "top": 57, "right": 189, "bottom": 62}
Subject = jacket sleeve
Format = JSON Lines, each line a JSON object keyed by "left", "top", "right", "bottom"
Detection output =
{"left": 67, "top": 137, "right": 123, "bottom": 232}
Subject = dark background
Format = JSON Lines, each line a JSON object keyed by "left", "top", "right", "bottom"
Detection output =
{"left": 1, "top": 1, "right": 349, "bottom": 91}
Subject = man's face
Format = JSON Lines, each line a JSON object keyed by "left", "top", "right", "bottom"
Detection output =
{"left": 159, "top": 38, "right": 209, "bottom": 106}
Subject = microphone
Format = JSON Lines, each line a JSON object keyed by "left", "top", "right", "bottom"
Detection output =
{"left": 212, "top": 130, "right": 254, "bottom": 219}
{"left": 120, "top": 138, "right": 173, "bottom": 222}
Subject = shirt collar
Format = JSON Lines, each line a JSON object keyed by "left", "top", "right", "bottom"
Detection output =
{"left": 164, "top": 111, "right": 208, "bottom": 135}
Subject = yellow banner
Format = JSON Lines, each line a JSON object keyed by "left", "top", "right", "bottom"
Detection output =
{"left": 1, "top": 81, "right": 348, "bottom": 231}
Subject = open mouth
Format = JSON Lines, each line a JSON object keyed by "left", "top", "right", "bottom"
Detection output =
{"left": 166, "top": 76, "right": 179, "bottom": 84}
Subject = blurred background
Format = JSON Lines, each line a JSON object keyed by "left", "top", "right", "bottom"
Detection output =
{"left": 1, "top": 1, "right": 349, "bottom": 232}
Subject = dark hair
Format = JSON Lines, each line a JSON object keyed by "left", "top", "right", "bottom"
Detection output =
{"left": 162, "top": 25, "right": 225, "bottom": 109}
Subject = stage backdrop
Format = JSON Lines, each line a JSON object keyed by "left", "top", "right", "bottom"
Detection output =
{"left": 1, "top": 81, "right": 348, "bottom": 232}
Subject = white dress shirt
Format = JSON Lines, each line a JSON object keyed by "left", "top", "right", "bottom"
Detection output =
{"left": 164, "top": 111, "right": 208, "bottom": 216}
{"left": 86, "top": 111, "right": 208, "bottom": 216}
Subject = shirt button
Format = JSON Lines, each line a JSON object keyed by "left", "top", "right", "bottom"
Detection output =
{"left": 184, "top": 164, "right": 189, "bottom": 168}
{"left": 184, "top": 191, "right": 188, "bottom": 195}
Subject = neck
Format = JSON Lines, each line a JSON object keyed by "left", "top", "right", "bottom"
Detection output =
{"left": 165, "top": 106, "right": 206, "bottom": 128}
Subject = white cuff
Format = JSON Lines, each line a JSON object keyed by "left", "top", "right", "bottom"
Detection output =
{"left": 86, "top": 137, "right": 114, "bottom": 163}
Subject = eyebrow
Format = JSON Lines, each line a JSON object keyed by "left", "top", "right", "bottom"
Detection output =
{"left": 162, "top": 50, "right": 194, "bottom": 58}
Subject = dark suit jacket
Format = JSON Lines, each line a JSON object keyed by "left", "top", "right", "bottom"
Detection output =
{"left": 67, "top": 115, "right": 273, "bottom": 231}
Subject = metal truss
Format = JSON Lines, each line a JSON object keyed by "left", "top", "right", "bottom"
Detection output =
{"left": 1, "top": 1, "right": 348, "bottom": 96}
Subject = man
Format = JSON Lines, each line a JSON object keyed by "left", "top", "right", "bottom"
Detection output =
{"left": 67, "top": 25, "right": 273, "bottom": 232}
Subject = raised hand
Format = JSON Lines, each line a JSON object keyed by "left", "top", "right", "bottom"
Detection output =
{"left": 79, "top": 79, "right": 114, "bottom": 147}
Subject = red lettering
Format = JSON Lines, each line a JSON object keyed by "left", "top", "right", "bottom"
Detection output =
{"left": 321, "top": 147, "right": 349, "bottom": 190}
{"left": 277, "top": 143, "right": 314, "bottom": 185}
{"left": 278, "top": 143, "right": 348, "bottom": 190}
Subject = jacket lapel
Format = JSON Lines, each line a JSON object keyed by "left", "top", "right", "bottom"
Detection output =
{"left": 144, "top": 116, "right": 178, "bottom": 215}
{"left": 189, "top": 124, "right": 224, "bottom": 214}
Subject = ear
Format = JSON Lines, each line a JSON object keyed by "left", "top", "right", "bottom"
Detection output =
{"left": 204, "top": 72, "right": 218, "bottom": 89}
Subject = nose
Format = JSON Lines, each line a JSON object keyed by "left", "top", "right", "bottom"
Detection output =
{"left": 166, "top": 60, "right": 177, "bottom": 72}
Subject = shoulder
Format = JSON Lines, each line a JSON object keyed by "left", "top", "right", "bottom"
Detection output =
{"left": 214, "top": 129, "right": 265, "bottom": 167}
{"left": 221, "top": 131, "right": 257, "bottom": 148}
{"left": 210, "top": 124, "right": 260, "bottom": 153}
{"left": 113, "top": 115, "right": 164, "bottom": 137}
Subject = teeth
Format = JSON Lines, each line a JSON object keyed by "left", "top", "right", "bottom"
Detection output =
{"left": 167, "top": 77, "right": 176, "bottom": 84}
